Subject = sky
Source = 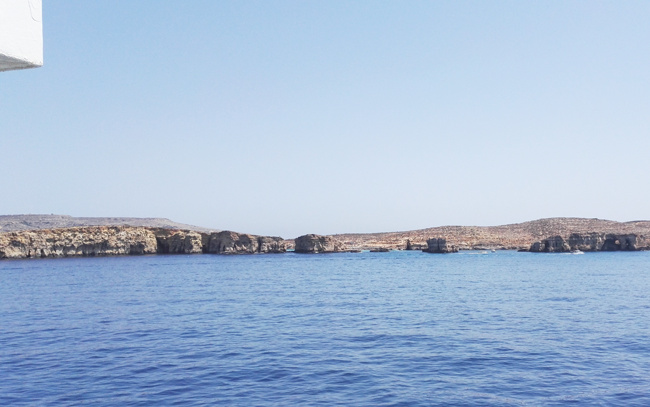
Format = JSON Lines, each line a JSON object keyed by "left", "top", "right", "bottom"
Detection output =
{"left": 1, "top": 1, "right": 649, "bottom": 238}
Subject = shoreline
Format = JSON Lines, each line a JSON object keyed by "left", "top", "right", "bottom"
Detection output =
{"left": 1, "top": 223, "right": 648, "bottom": 261}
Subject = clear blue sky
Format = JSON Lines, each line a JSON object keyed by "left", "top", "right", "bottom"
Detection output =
{"left": 1, "top": 1, "right": 649, "bottom": 237}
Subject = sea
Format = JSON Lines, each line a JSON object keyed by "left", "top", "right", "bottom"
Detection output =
{"left": 1, "top": 250, "right": 649, "bottom": 406}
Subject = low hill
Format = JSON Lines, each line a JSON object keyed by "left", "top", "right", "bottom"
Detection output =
{"left": 333, "top": 218, "right": 650, "bottom": 250}
{"left": 3, "top": 215, "right": 649, "bottom": 251}
{"left": 0, "top": 214, "right": 218, "bottom": 234}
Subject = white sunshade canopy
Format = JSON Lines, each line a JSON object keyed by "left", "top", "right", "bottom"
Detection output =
{"left": 0, "top": 0, "right": 43, "bottom": 72}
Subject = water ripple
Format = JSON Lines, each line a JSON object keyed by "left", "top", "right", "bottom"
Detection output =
{"left": 1, "top": 251, "right": 650, "bottom": 405}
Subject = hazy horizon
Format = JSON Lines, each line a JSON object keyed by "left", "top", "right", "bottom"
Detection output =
{"left": 2, "top": 213, "right": 649, "bottom": 239}
{"left": 2, "top": 1, "right": 649, "bottom": 237}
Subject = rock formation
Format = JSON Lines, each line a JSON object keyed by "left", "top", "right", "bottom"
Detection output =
{"left": 294, "top": 234, "right": 345, "bottom": 253}
{"left": 0, "top": 226, "right": 158, "bottom": 259}
{"left": 405, "top": 239, "right": 426, "bottom": 251}
{"left": 529, "top": 233, "right": 648, "bottom": 252}
{"left": 3, "top": 221, "right": 648, "bottom": 261}
{"left": 0, "top": 227, "right": 286, "bottom": 260}
{"left": 333, "top": 217, "right": 650, "bottom": 251}
{"left": 423, "top": 238, "right": 458, "bottom": 253}
{"left": 153, "top": 229, "right": 205, "bottom": 254}
{"left": 257, "top": 236, "right": 286, "bottom": 253}
{"left": 208, "top": 231, "right": 259, "bottom": 254}
{"left": 529, "top": 236, "right": 570, "bottom": 252}
{"left": 206, "top": 231, "right": 285, "bottom": 254}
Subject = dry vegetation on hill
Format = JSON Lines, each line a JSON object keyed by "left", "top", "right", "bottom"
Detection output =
{"left": 333, "top": 218, "right": 650, "bottom": 250}
{"left": 3, "top": 215, "right": 650, "bottom": 252}
{"left": 0, "top": 215, "right": 217, "bottom": 234}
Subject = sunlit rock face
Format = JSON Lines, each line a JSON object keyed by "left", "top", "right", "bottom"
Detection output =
{"left": 0, "top": 227, "right": 288, "bottom": 259}
{"left": 207, "top": 231, "right": 286, "bottom": 254}
{"left": 0, "top": 226, "right": 157, "bottom": 259}
{"left": 207, "top": 231, "right": 259, "bottom": 254}
{"left": 294, "top": 234, "right": 344, "bottom": 253}
{"left": 153, "top": 229, "right": 205, "bottom": 254}
{"left": 258, "top": 236, "right": 286, "bottom": 253}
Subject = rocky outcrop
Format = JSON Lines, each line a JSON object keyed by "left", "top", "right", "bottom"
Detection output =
{"left": 207, "top": 231, "right": 258, "bottom": 254}
{"left": 0, "top": 227, "right": 286, "bottom": 260}
{"left": 333, "top": 217, "right": 650, "bottom": 251}
{"left": 206, "top": 231, "right": 286, "bottom": 254}
{"left": 0, "top": 226, "right": 158, "bottom": 259}
{"left": 405, "top": 239, "right": 426, "bottom": 250}
{"left": 529, "top": 236, "right": 570, "bottom": 252}
{"left": 600, "top": 234, "right": 644, "bottom": 251}
{"left": 423, "top": 238, "right": 458, "bottom": 253}
{"left": 153, "top": 229, "right": 206, "bottom": 254}
{"left": 565, "top": 233, "right": 605, "bottom": 251}
{"left": 294, "top": 234, "right": 345, "bottom": 253}
{"left": 258, "top": 236, "right": 286, "bottom": 253}
{"left": 529, "top": 233, "right": 648, "bottom": 252}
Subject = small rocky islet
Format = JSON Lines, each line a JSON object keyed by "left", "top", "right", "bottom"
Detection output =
{"left": 0, "top": 215, "right": 649, "bottom": 260}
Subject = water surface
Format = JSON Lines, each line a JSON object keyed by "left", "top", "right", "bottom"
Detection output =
{"left": 1, "top": 251, "right": 649, "bottom": 406}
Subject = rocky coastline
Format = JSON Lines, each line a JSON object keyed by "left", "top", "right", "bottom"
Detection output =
{"left": 334, "top": 217, "right": 650, "bottom": 251}
{"left": 294, "top": 234, "right": 345, "bottom": 254}
{"left": 527, "top": 233, "right": 649, "bottom": 253}
{"left": 2, "top": 217, "right": 650, "bottom": 260}
{"left": 422, "top": 238, "right": 458, "bottom": 254}
{"left": 0, "top": 227, "right": 287, "bottom": 260}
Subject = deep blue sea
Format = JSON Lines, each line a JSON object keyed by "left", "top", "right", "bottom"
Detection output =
{"left": 1, "top": 250, "right": 650, "bottom": 406}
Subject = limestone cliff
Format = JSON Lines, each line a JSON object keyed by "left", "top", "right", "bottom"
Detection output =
{"left": 0, "top": 226, "right": 158, "bottom": 259}
{"left": 529, "top": 236, "right": 570, "bottom": 252}
{"left": 207, "top": 231, "right": 286, "bottom": 254}
{"left": 0, "top": 227, "right": 286, "bottom": 260}
{"left": 423, "top": 238, "right": 458, "bottom": 253}
{"left": 153, "top": 229, "right": 205, "bottom": 254}
{"left": 294, "top": 234, "right": 345, "bottom": 253}
{"left": 257, "top": 236, "right": 286, "bottom": 253}
{"left": 529, "top": 233, "right": 648, "bottom": 252}
{"left": 405, "top": 239, "right": 426, "bottom": 251}
{"left": 333, "top": 218, "right": 650, "bottom": 250}
{"left": 208, "top": 231, "right": 259, "bottom": 254}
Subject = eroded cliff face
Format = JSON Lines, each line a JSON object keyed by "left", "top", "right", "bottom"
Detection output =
{"left": 294, "top": 234, "right": 344, "bottom": 253}
{"left": 208, "top": 231, "right": 259, "bottom": 254}
{"left": 257, "top": 236, "right": 286, "bottom": 253}
{"left": 153, "top": 229, "right": 205, "bottom": 254}
{"left": 333, "top": 218, "right": 650, "bottom": 251}
{"left": 0, "top": 227, "right": 286, "bottom": 259}
{"left": 206, "top": 231, "right": 286, "bottom": 254}
{"left": 0, "top": 226, "right": 158, "bottom": 259}
{"left": 566, "top": 233, "right": 604, "bottom": 251}
{"left": 529, "top": 233, "right": 648, "bottom": 252}
{"left": 423, "top": 238, "right": 458, "bottom": 253}
{"left": 529, "top": 236, "right": 570, "bottom": 252}
{"left": 405, "top": 239, "right": 426, "bottom": 250}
